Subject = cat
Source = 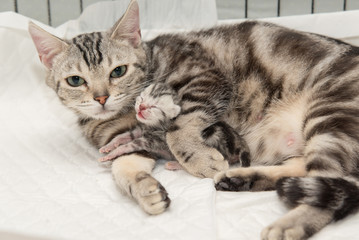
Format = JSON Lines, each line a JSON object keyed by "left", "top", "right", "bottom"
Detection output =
{"left": 98, "top": 82, "right": 251, "bottom": 170}
{"left": 28, "top": 0, "right": 359, "bottom": 239}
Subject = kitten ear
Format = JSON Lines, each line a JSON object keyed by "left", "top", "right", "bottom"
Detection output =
{"left": 110, "top": 0, "right": 141, "bottom": 47}
{"left": 169, "top": 105, "right": 181, "bottom": 119}
{"left": 28, "top": 21, "right": 68, "bottom": 69}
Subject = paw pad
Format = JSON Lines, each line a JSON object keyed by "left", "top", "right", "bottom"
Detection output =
{"left": 215, "top": 176, "right": 251, "bottom": 191}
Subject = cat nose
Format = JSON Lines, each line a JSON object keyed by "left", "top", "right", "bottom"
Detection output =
{"left": 94, "top": 95, "right": 109, "bottom": 105}
{"left": 139, "top": 104, "right": 147, "bottom": 111}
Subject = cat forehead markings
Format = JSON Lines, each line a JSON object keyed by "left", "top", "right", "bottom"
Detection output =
{"left": 71, "top": 32, "right": 105, "bottom": 68}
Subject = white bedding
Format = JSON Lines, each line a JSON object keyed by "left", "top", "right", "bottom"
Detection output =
{"left": 1, "top": 2, "right": 359, "bottom": 239}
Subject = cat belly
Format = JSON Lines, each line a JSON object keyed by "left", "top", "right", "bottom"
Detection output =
{"left": 245, "top": 94, "right": 308, "bottom": 166}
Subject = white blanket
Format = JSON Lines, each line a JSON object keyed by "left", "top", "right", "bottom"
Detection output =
{"left": 1, "top": 2, "right": 359, "bottom": 240}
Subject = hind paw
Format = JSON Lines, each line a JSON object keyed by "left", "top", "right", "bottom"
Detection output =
{"left": 261, "top": 204, "right": 332, "bottom": 240}
{"left": 261, "top": 224, "right": 308, "bottom": 240}
{"left": 214, "top": 168, "right": 275, "bottom": 191}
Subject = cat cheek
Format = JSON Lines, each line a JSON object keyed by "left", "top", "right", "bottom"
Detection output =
{"left": 135, "top": 97, "right": 141, "bottom": 112}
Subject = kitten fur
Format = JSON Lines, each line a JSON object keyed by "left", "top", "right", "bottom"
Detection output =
{"left": 99, "top": 82, "right": 251, "bottom": 168}
{"left": 29, "top": 0, "right": 359, "bottom": 239}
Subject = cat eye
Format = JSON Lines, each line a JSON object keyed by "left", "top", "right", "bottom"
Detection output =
{"left": 110, "top": 65, "right": 127, "bottom": 78}
{"left": 66, "top": 76, "right": 86, "bottom": 87}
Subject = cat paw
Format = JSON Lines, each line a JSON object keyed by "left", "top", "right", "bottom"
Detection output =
{"left": 98, "top": 143, "right": 136, "bottom": 162}
{"left": 98, "top": 147, "right": 125, "bottom": 162}
{"left": 132, "top": 172, "right": 171, "bottom": 215}
{"left": 214, "top": 172, "right": 252, "bottom": 191}
{"left": 182, "top": 148, "right": 229, "bottom": 178}
{"left": 214, "top": 168, "right": 275, "bottom": 191}
{"left": 99, "top": 128, "right": 142, "bottom": 153}
{"left": 261, "top": 214, "right": 316, "bottom": 240}
{"left": 261, "top": 224, "right": 307, "bottom": 240}
{"left": 261, "top": 204, "right": 329, "bottom": 240}
{"left": 99, "top": 135, "right": 128, "bottom": 154}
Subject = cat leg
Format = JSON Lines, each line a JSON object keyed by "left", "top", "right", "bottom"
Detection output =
{"left": 112, "top": 153, "right": 170, "bottom": 215}
{"left": 99, "top": 127, "right": 142, "bottom": 153}
{"left": 98, "top": 137, "right": 149, "bottom": 162}
{"left": 214, "top": 156, "right": 306, "bottom": 191}
{"left": 261, "top": 176, "right": 359, "bottom": 240}
{"left": 166, "top": 114, "right": 229, "bottom": 178}
{"left": 164, "top": 66, "right": 233, "bottom": 178}
{"left": 263, "top": 123, "right": 359, "bottom": 239}
{"left": 261, "top": 204, "right": 333, "bottom": 240}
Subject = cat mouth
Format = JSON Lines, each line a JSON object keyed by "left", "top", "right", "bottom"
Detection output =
{"left": 137, "top": 111, "right": 145, "bottom": 120}
{"left": 95, "top": 109, "right": 116, "bottom": 116}
{"left": 136, "top": 105, "right": 155, "bottom": 120}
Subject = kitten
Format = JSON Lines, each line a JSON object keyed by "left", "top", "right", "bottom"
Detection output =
{"left": 29, "top": 0, "right": 359, "bottom": 238}
{"left": 99, "top": 82, "right": 251, "bottom": 170}
{"left": 98, "top": 82, "right": 181, "bottom": 162}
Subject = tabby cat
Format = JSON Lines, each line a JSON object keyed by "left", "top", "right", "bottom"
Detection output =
{"left": 98, "top": 82, "right": 251, "bottom": 169}
{"left": 28, "top": 0, "right": 359, "bottom": 239}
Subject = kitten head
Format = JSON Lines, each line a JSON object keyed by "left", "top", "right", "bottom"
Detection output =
{"left": 28, "top": 0, "right": 146, "bottom": 120}
{"left": 135, "top": 83, "right": 181, "bottom": 126}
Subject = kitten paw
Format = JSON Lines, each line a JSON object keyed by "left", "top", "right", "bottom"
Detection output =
{"left": 99, "top": 128, "right": 142, "bottom": 153}
{"left": 132, "top": 172, "right": 171, "bottom": 215}
{"left": 98, "top": 143, "right": 136, "bottom": 162}
{"left": 99, "top": 137, "right": 148, "bottom": 162}
{"left": 214, "top": 168, "right": 275, "bottom": 191}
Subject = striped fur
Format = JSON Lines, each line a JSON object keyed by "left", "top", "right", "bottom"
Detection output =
{"left": 29, "top": 1, "right": 359, "bottom": 238}
{"left": 99, "top": 82, "right": 251, "bottom": 167}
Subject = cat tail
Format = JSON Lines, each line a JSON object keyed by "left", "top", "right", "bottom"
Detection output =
{"left": 276, "top": 176, "right": 359, "bottom": 221}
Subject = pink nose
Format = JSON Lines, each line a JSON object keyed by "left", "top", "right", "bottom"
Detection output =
{"left": 139, "top": 104, "right": 146, "bottom": 111}
{"left": 94, "top": 96, "right": 109, "bottom": 105}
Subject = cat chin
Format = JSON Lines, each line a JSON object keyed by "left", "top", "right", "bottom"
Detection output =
{"left": 136, "top": 113, "right": 156, "bottom": 125}
{"left": 89, "top": 109, "right": 118, "bottom": 120}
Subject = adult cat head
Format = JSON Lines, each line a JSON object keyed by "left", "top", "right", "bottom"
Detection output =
{"left": 28, "top": 0, "right": 146, "bottom": 120}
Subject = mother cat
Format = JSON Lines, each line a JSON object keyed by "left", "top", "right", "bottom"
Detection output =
{"left": 29, "top": 1, "right": 359, "bottom": 239}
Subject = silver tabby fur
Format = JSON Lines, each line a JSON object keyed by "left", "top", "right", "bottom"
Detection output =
{"left": 29, "top": 1, "right": 359, "bottom": 239}
{"left": 99, "top": 82, "right": 251, "bottom": 166}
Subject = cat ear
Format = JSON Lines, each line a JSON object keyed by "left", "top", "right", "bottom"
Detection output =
{"left": 169, "top": 105, "right": 181, "bottom": 119}
{"left": 110, "top": 0, "right": 141, "bottom": 47}
{"left": 28, "top": 21, "right": 68, "bottom": 69}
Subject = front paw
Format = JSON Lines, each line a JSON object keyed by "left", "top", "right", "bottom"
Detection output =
{"left": 99, "top": 128, "right": 142, "bottom": 153}
{"left": 214, "top": 168, "right": 275, "bottom": 191}
{"left": 99, "top": 139, "right": 145, "bottom": 162}
{"left": 181, "top": 148, "right": 229, "bottom": 178}
{"left": 99, "top": 136, "right": 130, "bottom": 154}
{"left": 98, "top": 145, "right": 130, "bottom": 162}
{"left": 132, "top": 172, "right": 171, "bottom": 215}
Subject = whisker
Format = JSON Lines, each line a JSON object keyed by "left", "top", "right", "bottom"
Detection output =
{"left": 76, "top": 104, "right": 93, "bottom": 108}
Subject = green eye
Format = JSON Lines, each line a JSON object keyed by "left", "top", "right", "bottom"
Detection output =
{"left": 66, "top": 76, "right": 85, "bottom": 87}
{"left": 110, "top": 65, "right": 127, "bottom": 78}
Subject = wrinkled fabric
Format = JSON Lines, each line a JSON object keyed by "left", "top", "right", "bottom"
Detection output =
{"left": 1, "top": 4, "right": 359, "bottom": 240}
